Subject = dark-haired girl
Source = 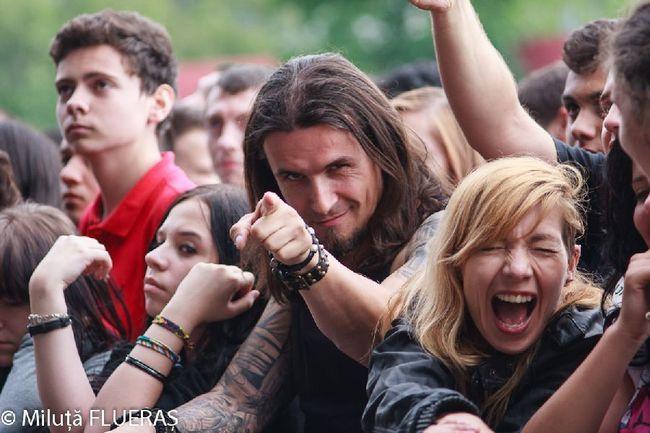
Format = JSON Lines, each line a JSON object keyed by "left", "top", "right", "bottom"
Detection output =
{"left": 29, "top": 185, "right": 267, "bottom": 433}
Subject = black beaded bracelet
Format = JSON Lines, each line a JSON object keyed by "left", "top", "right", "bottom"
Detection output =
{"left": 124, "top": 355, "right": 167, "bottom": 383}
{"left": 271, "top": 242, "right": 329, "bottom": 291}
{"left": 27, "top": 316, "right": 72, "bottom": 337}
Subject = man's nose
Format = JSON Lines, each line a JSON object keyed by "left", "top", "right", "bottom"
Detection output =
{"left": 310, "top": 178, "right": 338, "bottom": 216}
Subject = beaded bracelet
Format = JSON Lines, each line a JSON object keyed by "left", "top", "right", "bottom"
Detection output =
{"left": 152, "top": 315, "right": 192, "bottom": 348}
{"left": 136, "top": 335, "right": 180, "bottom": 364}
{"left": 124, "top": 354, "right": 166, "bottom": 383}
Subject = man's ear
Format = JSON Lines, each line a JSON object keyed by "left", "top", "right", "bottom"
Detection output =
{"left": 148, "top": 84, "right": 175, "bottom": 125}
{"left": 566, "top": 244, "right": 581, "bottom": 284}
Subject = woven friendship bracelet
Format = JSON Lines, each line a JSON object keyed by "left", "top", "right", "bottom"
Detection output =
{"left": 125, "top": 354, "right": 166, "bottom": 383}
{"left": 136, "top": 335, "right": 180, "bottom": 364}
{"left": 152, "top": 315, "right": 192, "bottom": 348}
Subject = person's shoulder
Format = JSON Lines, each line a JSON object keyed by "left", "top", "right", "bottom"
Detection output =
{"left": 554, "top": 139, "right": 606, "bottom": 168}
{"left": 547, "top": 306, "right": 604, "bottom": 347}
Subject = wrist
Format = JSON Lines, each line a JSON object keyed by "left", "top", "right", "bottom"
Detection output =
{"left": 29, "top": 285, "right": 68, "bottom": 315}
{"left": 159, "top": 301, "right": 198, "bottom": 335}
{"left": 608, "top": 319, "right": 646, "bottom": 355}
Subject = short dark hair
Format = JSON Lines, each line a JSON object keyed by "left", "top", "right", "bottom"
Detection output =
{"left": 518, "top": 61, "right": 570, "bottom": 128}
{"left": 216, "top": 64, "right": 275, "bottom": 96}
{"left": 0, "top": 120, "right": 62, "bottom": 208}
{"left": 377, "top": 60, "right": 441, "bottom": 99}
{"left": 613, "top": 2, "right": 650, "bottom": 114}
{"left": 563, "top": 19, "right": 620, "bottom": 75}
{"left": 159, "top": 103, "right": 205, "bottom": 151}
{"left": 244, "top": 53, "right": 446, "bottom": 301}
{"left": 50, "top": 9, "right": 177, "bottom": 95}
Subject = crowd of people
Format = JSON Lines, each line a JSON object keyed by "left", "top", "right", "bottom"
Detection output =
{"left": 0, "top": 0, "right": 649, "bottom": 432}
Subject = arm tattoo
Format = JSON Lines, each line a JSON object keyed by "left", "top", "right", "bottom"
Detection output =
{"left": 175, "top": 299, "right": 293, "bottom": 433}
{"left": 397, "top": 211, "right": 443, "bottom": 279}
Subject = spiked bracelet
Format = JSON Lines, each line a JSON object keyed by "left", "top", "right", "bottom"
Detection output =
{"left": 271, "top": 242, "right": 329, "bottom": 291}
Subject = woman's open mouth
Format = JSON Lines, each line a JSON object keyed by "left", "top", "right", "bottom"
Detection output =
{"left": 491, "top": 293, "right": 537, "bottom": 334}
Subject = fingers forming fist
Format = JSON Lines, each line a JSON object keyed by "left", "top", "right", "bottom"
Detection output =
{"left": 618, "top": 250, "right": 650, "bottom": 344}
{"left": 230, "top": 192, "right": 313, "bottom": 266}
{"left": 163, "top": 262, "right": 260, "bottom": 329}
{"left": 29, "top": 235, "right": 112, "bottom": 296}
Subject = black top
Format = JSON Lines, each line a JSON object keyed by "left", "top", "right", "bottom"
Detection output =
{"left": 291, "top": 298, "right": 369, "bottom": 433}
{"left": 554, "top": 140, "right": 609, "bottom": 281}
{"left": 363, "top": 306, "right": 603, "bottom": 433}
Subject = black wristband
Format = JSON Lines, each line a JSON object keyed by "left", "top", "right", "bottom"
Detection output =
{"left": 272, "top": 243, "right": 329, "bottom": 291}
{"left": 269, "top": 225, "right": 318, "bottom": 273}
{"left": 124, "top": 355, "right": 167, "bottom": 383}
{"left": 27, "top": 316, "right": 72, "bottom": 337}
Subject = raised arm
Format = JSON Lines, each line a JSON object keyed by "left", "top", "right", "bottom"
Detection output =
{"left": 409, "top": 0, "right": 556, "bottom": 161}
{"left": 87, "top": 264, "right": 259, "bottom": 433}
{"left": 28, "top": 236, "right": 114, "bottom": 433}
{"left": 522, "top": 251, "right": 650, "bottom": 433}
{"left": 231, "top": 192, "right": 419, "bottom": 364}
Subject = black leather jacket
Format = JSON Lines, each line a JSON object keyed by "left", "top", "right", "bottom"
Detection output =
{"left": 363, "top": 306, "right": 603, "bottom": 433}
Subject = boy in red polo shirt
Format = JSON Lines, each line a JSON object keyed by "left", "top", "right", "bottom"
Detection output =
{"left": 50, "top": 10, "right": 195, "bottom": 337}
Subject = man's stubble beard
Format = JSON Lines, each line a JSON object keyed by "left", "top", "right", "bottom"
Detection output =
{"left": 320, "top": 226, "right": 368, "bottom": 259}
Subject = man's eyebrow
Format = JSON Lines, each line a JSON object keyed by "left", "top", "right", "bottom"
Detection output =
{"left": 326, "top": 157, "right": 354, "bottom": 167}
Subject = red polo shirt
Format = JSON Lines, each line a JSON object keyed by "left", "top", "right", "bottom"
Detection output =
{"left": 79, "top": 152, "right": 195, "bottom": 339}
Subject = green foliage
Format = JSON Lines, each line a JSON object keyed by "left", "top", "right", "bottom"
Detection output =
{"left": 0, "top": 0, "right": 637, "bottom": 130}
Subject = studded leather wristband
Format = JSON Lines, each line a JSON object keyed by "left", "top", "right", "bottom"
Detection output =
{"left": 271, "top": 243, "right": 329, "bottom": 291}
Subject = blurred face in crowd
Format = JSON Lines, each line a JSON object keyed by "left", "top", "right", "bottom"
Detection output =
{"left": 55, "top": 45, "right": 156, "bottom": 156}
{"left": 173, "top": 128, "right": 219, "bottom": 185}
{"left": 562, "top": 66, "right": 608, "bottom": 153}
{"left": 60, "top": 140, "right": 100, "bottom": 225}
{"left": 205, "top": 87, "right": 258, "bottom": 186}
{"left": 263, "top": 124, "right": 383, "bottom": 257}
{"left": 400, "top": 104, "right": 451, "bottom": 177}
{"left": 632, "top": 162, "right": 650, "bottom": 248}
{"left": 614, "top": 78, "right": 650, "bottom": 179}
{"left": 0, "top": 300, "right": 29, "bottom": 367}
{"left": 599, "top": 71, "right": 620, "bottom": 152}
{"left": 143, "top": 198, "right": 217, "bottom": 316}
{"left": 461, "top": 206, "right": 579, "bottom": 355}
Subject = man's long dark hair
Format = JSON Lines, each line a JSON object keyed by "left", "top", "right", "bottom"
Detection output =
{"left": 244, "top": 53, "right": 446, "bottom": 301}
{"left": 0, "top": 203, "right": 127, "bottom": 359}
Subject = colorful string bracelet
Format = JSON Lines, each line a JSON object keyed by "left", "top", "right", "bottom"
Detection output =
{"left": 136, "top": 335, "right": 180, "bottom": 364}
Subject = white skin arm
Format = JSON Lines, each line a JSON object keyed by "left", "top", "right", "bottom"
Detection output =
{"left": 521, "top": 251, "right": 650, "bottom": 433}
{"left": 409, "top": 0, "right": 556, "bottom": 161}
{"left": 28, "top": 236, "right": 113, "bottom": 433}
{"left": 86, "top": 264, "right": 259, "bottom": 433}
{"left": 230, "top": 193, "right": 438, "bottom": 364}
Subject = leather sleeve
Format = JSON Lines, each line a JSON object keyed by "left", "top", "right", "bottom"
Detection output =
{"left": 362, "top": 323, "right": 479, "bottom": 433}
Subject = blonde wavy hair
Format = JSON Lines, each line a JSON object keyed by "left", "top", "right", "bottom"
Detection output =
{"left": 386, "top": 156, "right": 601, "bottom": 427}
{"left": 392, "top": 87, "right": 483, "bottom": 187}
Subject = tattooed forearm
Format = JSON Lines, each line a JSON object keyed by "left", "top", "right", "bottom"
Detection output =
{"left": 397, "top": 211, "right": 443, "bottom": 279}
{"left": 175, "top": 299, "right": 293, "bottom": 433}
